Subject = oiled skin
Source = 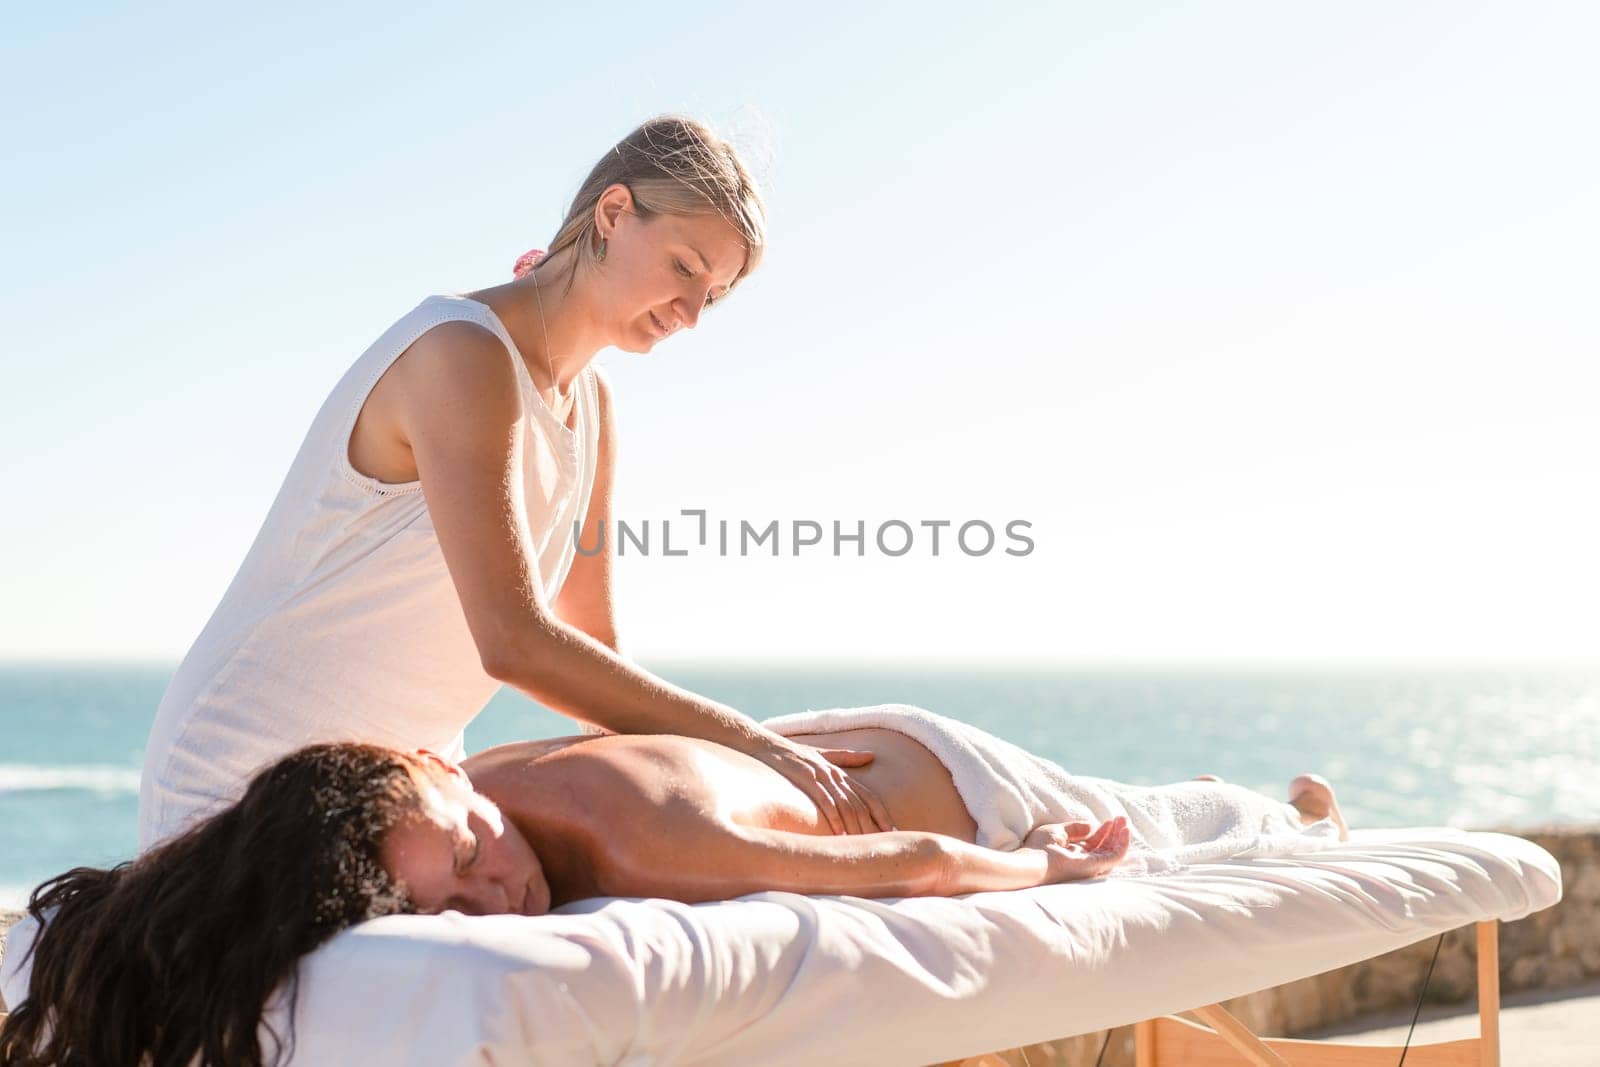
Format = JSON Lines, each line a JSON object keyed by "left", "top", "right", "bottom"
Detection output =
{"left": 460, "top": 727, "right": 1001, "bottom": 906}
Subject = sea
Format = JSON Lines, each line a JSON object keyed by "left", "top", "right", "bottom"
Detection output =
{"left": 2, "top": 662, "right": 1597, "bottom": 911}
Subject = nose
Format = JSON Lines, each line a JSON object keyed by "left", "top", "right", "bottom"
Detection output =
{"left": 674, "top": 295, "right": 703, "bottom": 331}
{"left": 456, "top": 876, "right": 514, "bottom": 916}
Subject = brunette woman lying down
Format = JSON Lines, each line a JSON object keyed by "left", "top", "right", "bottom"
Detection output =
{"left": 0, "top": 704, "right": 1347, "bottom": 1067}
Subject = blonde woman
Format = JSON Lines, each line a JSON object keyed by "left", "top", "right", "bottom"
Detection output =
{"left": 138, "top": 115, "right": 890, "bottom": 851}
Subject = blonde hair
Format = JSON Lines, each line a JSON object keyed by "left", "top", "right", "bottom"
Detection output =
{"left": 544, "top": 114, "right": 768, "bottom": 299}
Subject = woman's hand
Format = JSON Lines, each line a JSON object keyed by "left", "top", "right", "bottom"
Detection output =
{"left": 1031, "top": 816, "right": 1131, "bottom": 882}
{"left": 1022, "top": 819, "right": 1095, "bottom": 850}
{"left": 746, "top": 738, "right": 895, "bottom": 835}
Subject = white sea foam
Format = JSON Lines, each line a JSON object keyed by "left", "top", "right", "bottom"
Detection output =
{"left": 0, "top": 764, "right": 141, "bottom": 796}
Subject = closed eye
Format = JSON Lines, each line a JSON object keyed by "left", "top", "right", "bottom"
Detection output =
{"left": 674, "top": 258, "right": 723, "bottom": 309}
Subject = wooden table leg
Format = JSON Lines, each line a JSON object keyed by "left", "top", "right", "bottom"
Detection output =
{"left": 1477, "top": 920, "right": 1500, "bottom": 1067}
{"left": 1187, "top": 1004, "right": 1292, "bottom": 1067}
{"left": 1134, "top": 1017, "right": 1156, "bottom": 1067}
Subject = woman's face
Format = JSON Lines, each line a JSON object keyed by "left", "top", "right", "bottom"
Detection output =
{"left": 598, "top": 188, "right": 748, "bottom": 354}
{"left": 380, "top": 756, "right": 550, "bottom": 917}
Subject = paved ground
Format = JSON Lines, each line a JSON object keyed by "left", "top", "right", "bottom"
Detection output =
{"left": 1300, "top": 977, "right": 1600, "bottom": 1066}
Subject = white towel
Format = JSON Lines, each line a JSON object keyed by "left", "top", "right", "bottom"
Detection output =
{"left": 763, "top": 703, "right": 1344, "bottom": 878}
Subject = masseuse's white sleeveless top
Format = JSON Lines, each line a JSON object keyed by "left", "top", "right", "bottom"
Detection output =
{"left": 138, "top": 294, "right": 600, "bottom": 849}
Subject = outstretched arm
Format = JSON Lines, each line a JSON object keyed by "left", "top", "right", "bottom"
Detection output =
{"left": 597, "top": 816, "right": 1131, "bottom": 903}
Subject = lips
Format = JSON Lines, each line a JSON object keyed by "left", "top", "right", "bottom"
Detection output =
{"left": 648, "top": 311, "right": 668, "bottom": 337}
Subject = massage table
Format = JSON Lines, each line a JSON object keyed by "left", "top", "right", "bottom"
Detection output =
{"left": 0, "top": 824, "right": 1562, "bottom": 1065}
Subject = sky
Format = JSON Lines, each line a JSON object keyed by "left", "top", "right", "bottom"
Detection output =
{"left": 2, "top": 2, "right": 1596, "bottom": 666}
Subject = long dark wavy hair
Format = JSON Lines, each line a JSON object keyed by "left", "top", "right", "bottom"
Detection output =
{"left": 0, "top": 743, "right": 426, "bottom": 1067}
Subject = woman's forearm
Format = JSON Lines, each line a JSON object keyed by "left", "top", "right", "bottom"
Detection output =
{"left": 937, "top": 837, "right": 1054, "bottom": 895}
{"left": 484, "top": 616, "right": 774, "bottom": 752}
{"left": 747, "top": 831, "right": 1049, "bottom": 900}
{"left": 608, "top": 825, "right": 1053, "bottom": 902}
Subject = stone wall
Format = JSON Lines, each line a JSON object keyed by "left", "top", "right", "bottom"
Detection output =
{"left": 1, "top": 827, "right": 1593, "bottom": 1056}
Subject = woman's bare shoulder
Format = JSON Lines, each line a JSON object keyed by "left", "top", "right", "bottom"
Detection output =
{"left": 351, "top": 319, "right": 523, "bottom": 479}
{"left": 464, "top": 734, "right": 597, "bottom": 766}
{"left": 390, "top": 320, "right": 520, "bottom": 412}
{"left": 468, "top": 735, "right": 724, "bottom": 861}
{"left": 463, "top": 733, "right": 694, "bottom": 786}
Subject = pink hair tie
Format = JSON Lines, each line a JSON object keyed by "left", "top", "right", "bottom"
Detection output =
{"left": 512, "top": 248, "right": 546, "bottom": 278}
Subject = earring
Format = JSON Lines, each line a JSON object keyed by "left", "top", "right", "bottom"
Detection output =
{"left": 596, "top": 236, "right": 608, "bottom": 262}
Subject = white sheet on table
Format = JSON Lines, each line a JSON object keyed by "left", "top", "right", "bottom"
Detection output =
{"left": 0, "top": 827, "right": 1561, "bottom": 1066}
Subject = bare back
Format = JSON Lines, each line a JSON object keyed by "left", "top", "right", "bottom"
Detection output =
{"left": 461, "top": 728, "right": 977, "bottom": 905}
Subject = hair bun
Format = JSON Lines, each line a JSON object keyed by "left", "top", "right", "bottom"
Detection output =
{"left": 512, "top": 248, "right": 547, "bottom": 279}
